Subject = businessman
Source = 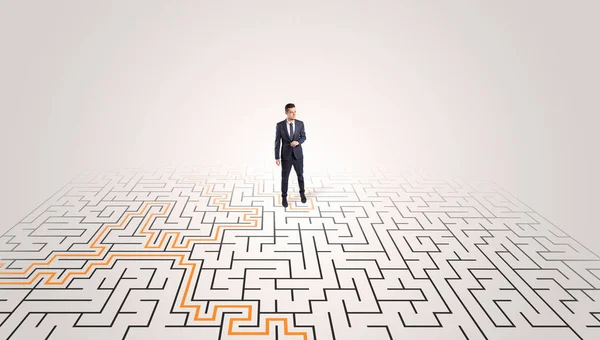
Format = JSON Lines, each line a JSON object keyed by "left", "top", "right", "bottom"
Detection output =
{"left": 274, "top": 103, "right": 306, "bottom": 208}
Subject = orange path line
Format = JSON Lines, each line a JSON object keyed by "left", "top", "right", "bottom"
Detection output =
{"left": 0, "top": 177, "right": 310, "bottom": 339}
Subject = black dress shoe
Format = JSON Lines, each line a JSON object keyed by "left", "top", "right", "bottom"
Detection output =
{"left": 300, "top": 193, "right": 307, "bottom": 203}
{"left": 282, "top": 197, "right": 288, "bottom": 207}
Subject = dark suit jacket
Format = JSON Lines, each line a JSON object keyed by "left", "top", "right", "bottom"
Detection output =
{"left": 275, "top": 119, "right": 306, "bottom": 161}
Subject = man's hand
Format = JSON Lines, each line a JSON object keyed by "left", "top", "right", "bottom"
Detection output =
{"left": 290, "top": 141, "right": 299, "bottom": 147}
{"left": 276, "top": 159, "right": 281, "bottom": 166}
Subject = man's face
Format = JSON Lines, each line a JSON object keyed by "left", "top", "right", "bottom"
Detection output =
{"left": 286, "top": 108, "right": 296, "bottom": 120}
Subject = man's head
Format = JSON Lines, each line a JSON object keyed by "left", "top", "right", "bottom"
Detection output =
{"left": 285, "top": 103, "right": 296, "bottom": 121}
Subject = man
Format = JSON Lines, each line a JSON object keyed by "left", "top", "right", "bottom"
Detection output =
{"left": 274, "top": 103, "right": 306, "bottom": 208}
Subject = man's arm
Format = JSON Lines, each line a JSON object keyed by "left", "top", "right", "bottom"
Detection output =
{"left": 297, "top": 122, "right": 306, "bottom": 145}
{"left": 274, "top": 123, "right": 281, "bottom": 159}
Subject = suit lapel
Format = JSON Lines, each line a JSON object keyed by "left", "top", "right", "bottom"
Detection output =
{"left": 292, "top": 121, "right": 299, "bottom": 140}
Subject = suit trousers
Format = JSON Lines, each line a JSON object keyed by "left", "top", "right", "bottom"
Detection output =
{"left": 281, "top": 152, "right": 305, "bottom": 197}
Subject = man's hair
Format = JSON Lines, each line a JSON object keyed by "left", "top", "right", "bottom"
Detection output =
{"left": 285, "top": 103, "right": 295, "bottom": 112}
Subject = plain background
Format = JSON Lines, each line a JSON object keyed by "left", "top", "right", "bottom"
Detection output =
{"left": 1, "top": 0, "right": 599, "bottom": 254}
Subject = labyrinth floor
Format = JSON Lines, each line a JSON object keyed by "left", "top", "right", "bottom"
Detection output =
{"left": 1, "top": 165, "right": 599, "bottom": 340}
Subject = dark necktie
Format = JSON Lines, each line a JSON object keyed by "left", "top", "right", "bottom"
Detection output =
{"left": 289, "top": 122, "right": 294, "bottom": 140}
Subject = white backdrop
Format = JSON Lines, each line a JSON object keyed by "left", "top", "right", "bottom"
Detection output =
{"left": 1, "top": 0, "right": 599, "bottom": 253}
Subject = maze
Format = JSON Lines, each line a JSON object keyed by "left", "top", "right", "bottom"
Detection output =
{"left": 1, "top": 164, "right": 599, "bottom": 340}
